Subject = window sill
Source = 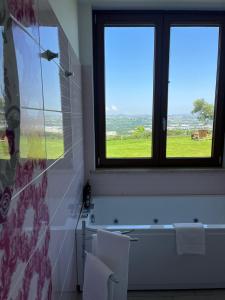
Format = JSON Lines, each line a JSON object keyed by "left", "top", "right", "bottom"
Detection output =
{"left": 91, "top": 167, "right": 225, "bottom": 175}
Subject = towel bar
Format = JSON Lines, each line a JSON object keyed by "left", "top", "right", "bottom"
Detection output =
{"left": 85, "top": 226, "right": 138, "bottom": 242}
{"left": 85, "top": 235, "right": 138, "bottom": 242}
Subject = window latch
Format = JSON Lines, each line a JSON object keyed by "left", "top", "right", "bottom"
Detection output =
{"left": 162, "top": 117, "right": 167, "bottom": 132}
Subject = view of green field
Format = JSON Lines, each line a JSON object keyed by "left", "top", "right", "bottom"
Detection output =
{"left": 105, "top": 112, "right": 214, "bottom": 159}
{"left": 0, "top": 133, "right": 212, "bottom": 160}
{"left": 106, "top": 135, "right": 212, "bottom": 158}
{"left": 104, "top": 26, "right": 217, "bottom": 161}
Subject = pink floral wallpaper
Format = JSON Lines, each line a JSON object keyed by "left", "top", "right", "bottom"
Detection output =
{"left": 0, "top": 160, "right": 52, "bottom": 300}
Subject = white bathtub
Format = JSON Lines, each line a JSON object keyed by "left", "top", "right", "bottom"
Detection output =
{"left": 76, "top": 195, "right": 225, "bottom": 290}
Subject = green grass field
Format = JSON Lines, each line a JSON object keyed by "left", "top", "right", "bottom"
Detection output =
{"left": 0, "top": 136, "right": 64, "bottom": 160}
{"left": 0, "top": 135, "right": 212, "bottom": 160}
{"left": 106, "top": 136, "right": 212, "bottom": 158}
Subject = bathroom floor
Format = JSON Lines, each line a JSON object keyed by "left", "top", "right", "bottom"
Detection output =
{"left": 67, "top": 289, "right": 225, "bottom": 300}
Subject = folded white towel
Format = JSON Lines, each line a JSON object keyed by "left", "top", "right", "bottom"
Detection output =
{"left": 174, "top": 223, "right": 205, "bottom": 255}
{"left": 83, "top": 252, "right": 114, "bottom": 300}
{"left": 96, "top": 230, "right": 130, "bottom": 300}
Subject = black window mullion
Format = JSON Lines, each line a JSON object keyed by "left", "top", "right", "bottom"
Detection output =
{"left": 157, "top": 16, "right": 170, "bottom": 165}
{"left": 93, "top": 17, "right": 106, "bottom": 167}
{"left": 151, "top": 17, "right": 164, "bottom": 165}
{"left": 211, "top": 24, "right": 225, "bottom": 163}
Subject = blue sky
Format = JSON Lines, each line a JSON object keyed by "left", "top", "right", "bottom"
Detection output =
{"left": 105, "top": 26, "right": 219, "bottom": 115}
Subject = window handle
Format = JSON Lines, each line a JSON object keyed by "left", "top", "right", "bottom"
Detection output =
{"left": 162, "top": 117, "right": 167, "bottom": 132}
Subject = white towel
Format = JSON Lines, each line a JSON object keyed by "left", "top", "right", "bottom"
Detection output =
{"left": 92, "top": 231, "right": 122, "bottom": 255}
{"left": 96, "top": 230, "right": 130, "bottom": 300}
{"left": 83, "top": 252, "right": 114, "bottom": 300}
{"left": 174, "top": 223, "right": 205, "bottom": 255}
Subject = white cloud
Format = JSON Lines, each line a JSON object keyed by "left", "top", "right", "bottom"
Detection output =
{"left": 106, "top": 104, "right": 119, "bottom": 113}
{"left": 111, "top": 105, "right": 118, "bottom": 112}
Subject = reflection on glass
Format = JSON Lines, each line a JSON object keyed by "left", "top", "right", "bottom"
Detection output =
{"left": 0, "top": 25, "right": 9, "bottom": 159}
{"left": 45, "top": 111, "right": 64, "bottom": 159}
{"left": 166, "top": 27, "right": 219, "bottom": 158}
{"left": 104, "top": 27, "right": 154, "bottom": 158}
{"left": 39, "top": 26, "right": 60, "bottom": 62}
{"left": 20, "top": 109, "right": 46, "bottom": 159}
{"left": 39, "top": 25, "right": 64, "bottom": 159}
{"left": 39, "top": 26, "right": 62, "bottom": 111}
{"left": 38, "top": 0, "right": 61, "bottom": 63}
{"left": 41, "top": 59, "right": 62, "bottom": 112}
{"left": 13, "top": 22, "right": 44, "bottom": 109}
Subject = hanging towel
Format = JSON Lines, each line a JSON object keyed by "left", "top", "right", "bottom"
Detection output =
{"left": 92, "top": 231, "right": 121, "bottom": 255}
{"left": 174, "top": 223, "right": 205, "bottom": 255}
{"left": 96, "top": 230, "right": 130, "bottom": 300}
{"left": 83, "top": 252, "right": 114, "bottom": 300}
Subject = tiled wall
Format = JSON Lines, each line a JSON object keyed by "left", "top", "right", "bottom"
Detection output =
{"left": 0, "top": 0, "right": 84, "bottom": 299}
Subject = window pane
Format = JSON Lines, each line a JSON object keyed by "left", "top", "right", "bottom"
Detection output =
{"left": 104, "top": 27, "right": 154, "bottom": 158}
{"left": 166, "top": 27, "right": 219, "bottom": 158}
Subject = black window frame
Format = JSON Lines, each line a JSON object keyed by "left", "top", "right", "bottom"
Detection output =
{"left": 93, "top": 10, "right": 225, "bottom": 168}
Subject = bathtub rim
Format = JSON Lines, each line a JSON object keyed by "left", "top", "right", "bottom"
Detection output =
{"left": 76, "top": 216, "right": 225, "bottom": 234}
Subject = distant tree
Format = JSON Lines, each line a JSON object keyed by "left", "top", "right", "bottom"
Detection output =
{"left": 132, "top": 126, "right": 146, "bottom": 138}
{"left": 192, "top": 99, "right": 214, "bottom": 124}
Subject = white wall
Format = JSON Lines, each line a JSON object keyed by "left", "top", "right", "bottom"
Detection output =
{"left": 49, "top": 0, "right": 80, "bottom": 57}
{"left": 79, "top": 0, "right": 225, "bottom": 10}
{"left": 78, "top": 1, "right": 225, "bottom": 196}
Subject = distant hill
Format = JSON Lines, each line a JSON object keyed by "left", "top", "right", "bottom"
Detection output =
{"left": 106, "top": 114, "right": 213, "bottom": 136}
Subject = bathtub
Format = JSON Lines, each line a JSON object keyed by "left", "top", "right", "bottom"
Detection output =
{"left": 76, "top": 195, "right": 225, "bottom": 290}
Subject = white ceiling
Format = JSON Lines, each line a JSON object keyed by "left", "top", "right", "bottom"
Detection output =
{"left": 78, "top": 0, "right": 225, "bottom": 10}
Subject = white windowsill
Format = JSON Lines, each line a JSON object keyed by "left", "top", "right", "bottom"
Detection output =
{"left": 91, "top": 167, "right": 225, "bottom": 174}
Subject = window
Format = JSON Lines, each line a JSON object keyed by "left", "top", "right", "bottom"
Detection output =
{"left": 105, "top": 27, "right": 154, "bottom": 158}
{"left": 166, "top": 27, "right": 219, "bottom": 158}
{"left": 93, "top": 11, "right": 225, "bottom": 168}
